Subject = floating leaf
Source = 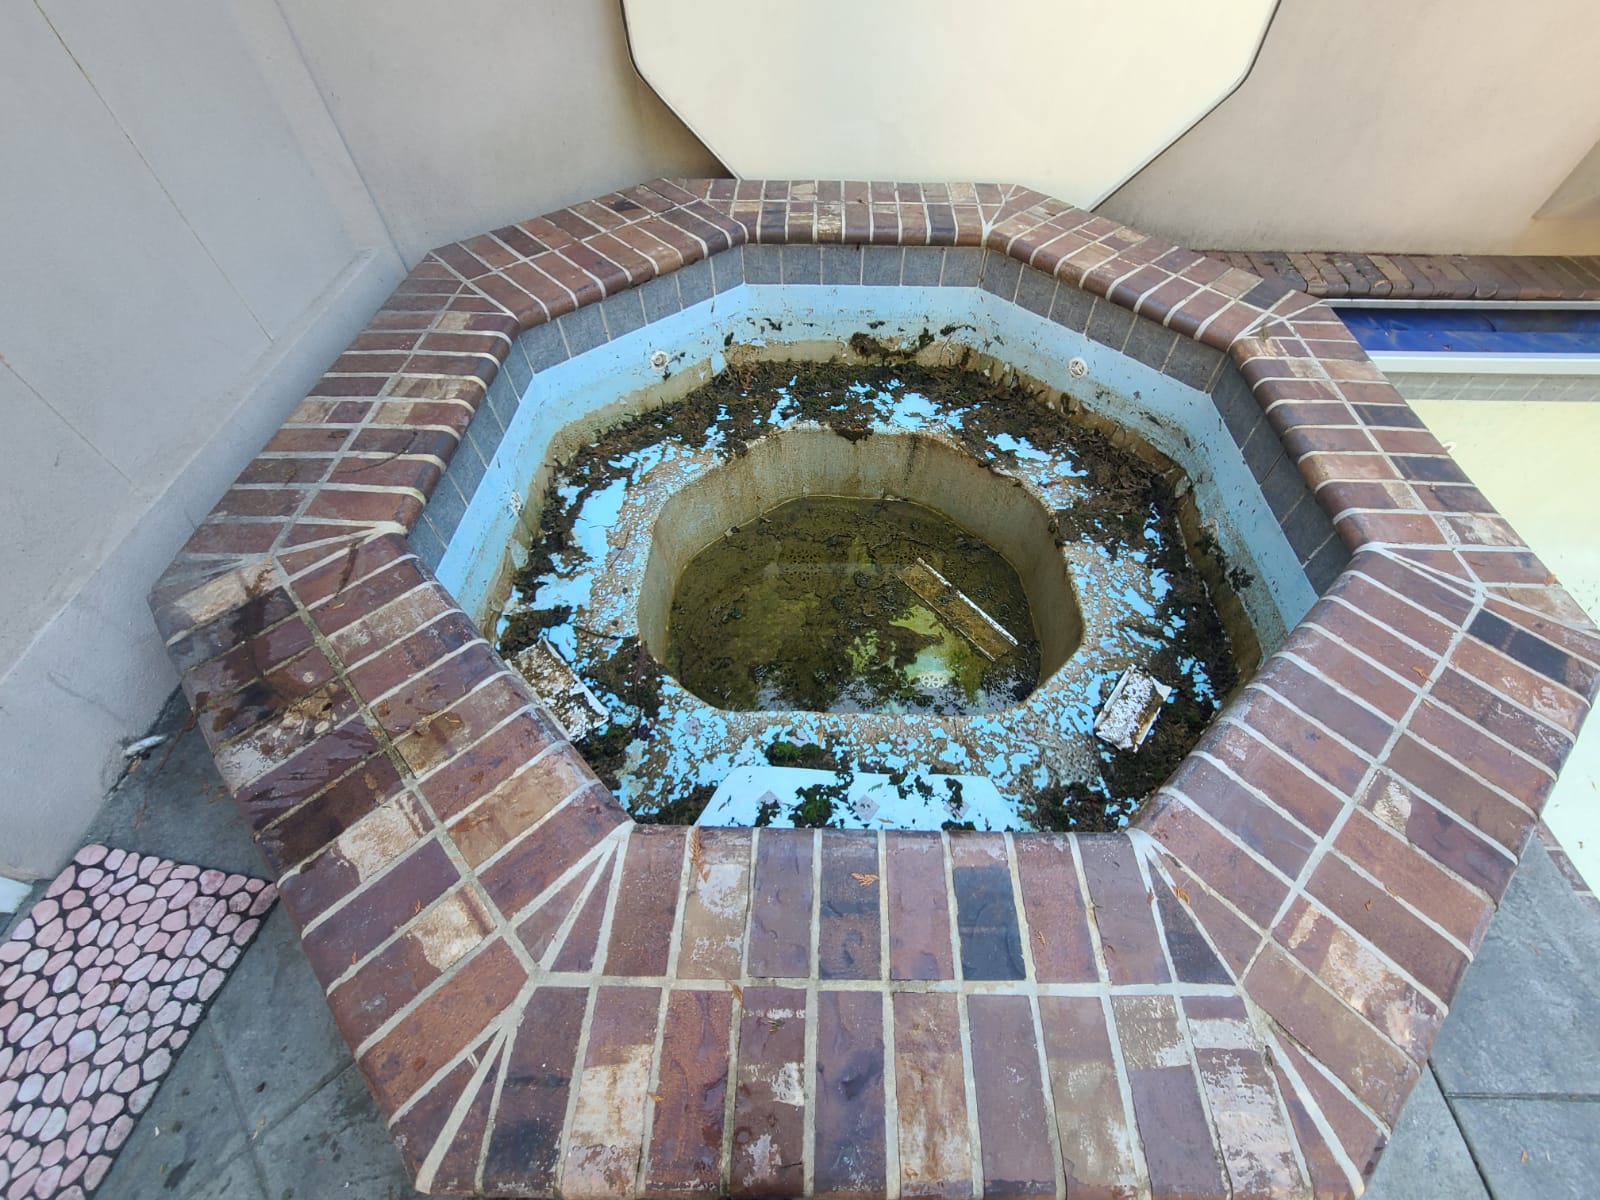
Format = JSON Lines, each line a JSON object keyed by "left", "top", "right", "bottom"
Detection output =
{"left": 852, "top": 872, "right": 880, "bottom": 887}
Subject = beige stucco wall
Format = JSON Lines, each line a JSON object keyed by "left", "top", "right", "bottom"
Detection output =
{"left": 1104, "top": 0, "right": 1600, "bottom": 254}
{"left": 622, "top": 0, "right": 1276, "bottom": 210}
{"left": 276, "top": 0, "right": 718, "bottom": 262}
{"left": 1, "top": 0, "right": 715, "bottom": 879}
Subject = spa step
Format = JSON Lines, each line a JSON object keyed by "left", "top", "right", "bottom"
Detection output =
{"left": 899, "top": 558, "right": 1019, "bottom": 661}
{"left": 700, "top": 764, "right": 1010, "bottom": 830}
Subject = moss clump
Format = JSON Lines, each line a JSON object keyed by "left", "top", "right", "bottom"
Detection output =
{"left": 764, "top": 740, "right": 844, "bottom": 771}
{"left": 572, "top": 724, "right": 632, "bottom": 794}
{"left": 497, "top": 605, "right": 572, "bottom": 656}
{"left": 1022, "top": 782, "right": 1130, "bottom": 833}
{"left": 634, "top": 784, "right": 715, "bottom": 825}
{"left": 588, "top": 637, "right": 664, "bottom": 719}
{"left": 792, "top": 780, "right": 849, "bottom": 828}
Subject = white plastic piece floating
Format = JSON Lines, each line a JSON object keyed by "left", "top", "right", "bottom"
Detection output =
{"left": 1094, "top": 668, "right": 1172, "bottom": 751}
{"left": 899, "top": 558, "right": 1018, "bottom": 662}
{"left": 511, "top": 638, "right": 610, "bottom": 741}
{"left": 122, "top": 735, "right": 167, "bottom": 760}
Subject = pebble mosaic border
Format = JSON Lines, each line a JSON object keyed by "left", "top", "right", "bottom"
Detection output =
{"left": 0, "top": 847, "right": 274, "bottom": 1200}
{"left": 145, "top": 180, "right": 1600, "bottom": 1198}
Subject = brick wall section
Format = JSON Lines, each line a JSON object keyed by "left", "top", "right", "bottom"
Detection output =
{"left": 147, "top": 180, "right": 1600, "bottom": 1199}
{"left": 1203, "top": 249, "right": 1600, "bottom": 301}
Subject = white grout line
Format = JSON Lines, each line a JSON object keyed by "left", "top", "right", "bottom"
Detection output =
{"left": 1192, "top": 747, "right": 1324, "bottom": 842}
{"left": 1259, "top": 1021, "right": 1320, "bottom": 1197}
{"left": 415, "top": 1021, "right": 508, "bottom": 1194}
{"left": 552, "top": 825, "right": 631, "bottom": 1195}
{"left": 1136, "top": 834, "right": 1241, "bottom": 987}
{"left": 508, "top": 822, "right": 627, "bottom": 934}
{"left": 941, "top": 831, "right": 984, "bottom": 1197}
{"left": 1098, "top": 990, "right": 1152, "bottom": 1200}
{"left": 631, "top": 829, "right": 699, "bottom": 1192}
{"left": 474, "top": 1011, "right": 517, "bottom": 1193}
{"left": 1164, "top": 788, "right": 1295, "bottom": 894}
{"left": 1250, "top": 589, "right": 1488, "bottom": 1008}
{"left": 1171, "top": 992, "right": 1233, "bottom": 1194}
{"left": 717, "top": 967, "right": 743, "bottom": 1198}
{"left": 635, "top": 986, "right": 675, "bottom": 1195}
{"left": 434, "top": 737, "right": 567, "bottom": 836}
{"left": 1270, "top": 1021, "right": 1382, "bottom": 1186}
{"left": 802, "top": 980, "right": 819, "bottom": 1198}
{"left": 1006, "top": 832, "right": 1067, "bottom": 1199}
{"left": 809, "top": 829, "right": 823, "bottom": 981}
{"left": 537, "top": 842, "right": 618, "bottom": 973}
{"left": 475, "top": 971, "right": 1246, "bottom": 998}
{"left": 872, "top": 830, "right": 904, "bottom": 1199}
{"left": 335, "top": 607, "right": 475, "bottom": 680}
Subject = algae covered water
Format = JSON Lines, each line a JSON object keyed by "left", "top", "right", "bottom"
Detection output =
{"left": 667, "top": 496, "right": 1041, "bottom": 714}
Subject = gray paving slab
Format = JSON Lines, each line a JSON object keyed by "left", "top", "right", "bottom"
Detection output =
{"left": 1365, "top": 1068, "right": 1490, "bottom": 1200}
{"left": 96, "top": 1021, "right": 252, "bottom": 1200}
{"left": 253, "top": 1063, "right": 426, "bottom": 1200}
{"left": 207, "top": 905, "right": 356, "bottom": 1131}
{"left": 1453, "top": 1096, "right": 1600, "bottom": 1200}
{"left": 177, "top": 1148, "right": 270, "bottom": 1200}
{"left": 1431, "top": 837, "right": 1600, "bottom": 1098}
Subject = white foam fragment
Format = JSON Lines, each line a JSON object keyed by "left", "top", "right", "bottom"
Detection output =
{"left": 1094, "top": 668, "right": 1172, "bottom": 751}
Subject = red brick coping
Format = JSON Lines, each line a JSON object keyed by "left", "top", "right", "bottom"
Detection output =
{"left": 149, "top": 181, "right": 1600, "bottom": 1198}
{"left": 1203, "top": 249, "right": 1600, "bottom": 302}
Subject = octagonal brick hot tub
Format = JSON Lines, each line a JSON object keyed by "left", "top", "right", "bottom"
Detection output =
{"left": 151, "top": 180, "right": 1600, "bottom": 1200}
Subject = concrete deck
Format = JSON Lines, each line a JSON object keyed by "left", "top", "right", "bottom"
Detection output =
{"left": 4, "top": 687, "right": 1592, "bottom": 1199}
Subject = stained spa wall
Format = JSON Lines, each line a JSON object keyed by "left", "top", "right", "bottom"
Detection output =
{"left": 0, "top": 0, "right": 715, "bottom": 879}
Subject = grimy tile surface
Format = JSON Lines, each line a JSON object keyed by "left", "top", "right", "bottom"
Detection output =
{"left": 141, "top": 180, "right": 1600, "bottom": 1196}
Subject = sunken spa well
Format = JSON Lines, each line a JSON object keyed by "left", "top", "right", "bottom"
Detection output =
{"left": 492, "top": 353, "right": 1257, "bottom": 832}
{"left": 642, "top": 427, "right": 1075, "bottom": 716}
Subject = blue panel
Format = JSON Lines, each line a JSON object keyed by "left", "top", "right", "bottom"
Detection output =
{"left": 1340, "top": 308, "right": 1600, "bottom": 355}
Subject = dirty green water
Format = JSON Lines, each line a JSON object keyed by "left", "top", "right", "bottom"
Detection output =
{"left": 667, "top": 496, "right": 1041, "bottom": 714}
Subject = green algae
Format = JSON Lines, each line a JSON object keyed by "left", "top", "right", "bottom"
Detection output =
{"left": 665, "top": 496, "right": 1041, "bottom": 714}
